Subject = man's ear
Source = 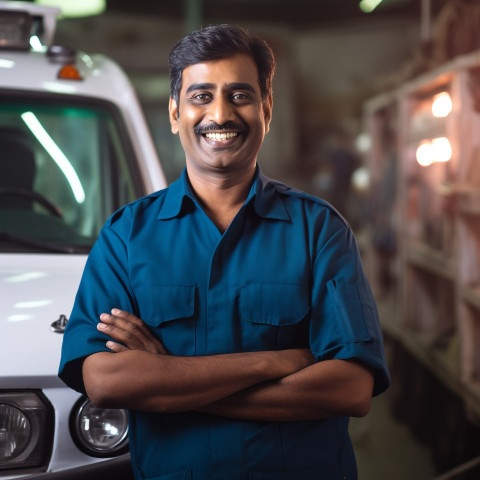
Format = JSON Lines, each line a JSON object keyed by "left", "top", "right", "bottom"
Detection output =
{"left": 169, "top": 97, "right": 179, "bottom": 134}
{"left": 263, "top": 93, "right": 273, "bottom": 135}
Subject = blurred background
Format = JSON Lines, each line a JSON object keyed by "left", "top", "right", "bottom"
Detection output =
{"left": 51, "top": 0, "right": 429, "bottom": 204}
{"left": 53, "top": 0, "right": 480, "bottom": 478}
{"left": 5, "top": 0, "right": 480, "bottom": 478}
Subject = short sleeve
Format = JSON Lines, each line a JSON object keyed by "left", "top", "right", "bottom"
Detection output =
{"left": 58, "top": 212, "right": 137, "bottom": 394}
{"left": 309, "top": 215, "right": 390, "bottom": 397}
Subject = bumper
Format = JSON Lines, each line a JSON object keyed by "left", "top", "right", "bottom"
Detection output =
{"left": 15, "top": 456, "right": 134, "bottom": 480}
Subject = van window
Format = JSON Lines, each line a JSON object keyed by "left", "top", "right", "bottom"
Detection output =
{"left": 0, "top": 95, "right": 142, "bottom": 253}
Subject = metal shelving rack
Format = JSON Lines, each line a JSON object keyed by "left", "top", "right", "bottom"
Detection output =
{"left": 364, "top": 50, "right": 480, "bottom": 474}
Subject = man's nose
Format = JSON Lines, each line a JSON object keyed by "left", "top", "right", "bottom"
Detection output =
{"left": 208, "top": 96, "right": 234, "bottom": 125}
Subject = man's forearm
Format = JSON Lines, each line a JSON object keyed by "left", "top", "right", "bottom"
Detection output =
{"left": 198, "top": 359, "right": 374, "bottom": 422}
{"left": 85, "top": 310, "right": 371, "bottom": 421}
{"left": 82, "top": 348, "right": 314, "bottom": 412}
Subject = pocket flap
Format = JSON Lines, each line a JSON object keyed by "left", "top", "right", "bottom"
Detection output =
{"left": 135, "top": 284, "right": 195, "bottom": 327}
{"left": 241, "top": 283, "right": 309, "bottom": 326}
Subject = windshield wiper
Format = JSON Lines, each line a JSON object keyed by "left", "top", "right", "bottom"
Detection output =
{"left": 0, "top": 231, "right": 85, "bottom": 254}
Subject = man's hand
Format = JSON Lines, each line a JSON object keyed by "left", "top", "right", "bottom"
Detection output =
{"left": 97, "top": 308, "right": 167, "bottom": 354}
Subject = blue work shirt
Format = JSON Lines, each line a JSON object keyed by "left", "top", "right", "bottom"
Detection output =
{"left": 59, "top": 167, "right": 390, "bottom": 480}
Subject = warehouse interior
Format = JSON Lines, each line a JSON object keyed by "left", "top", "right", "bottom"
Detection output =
{"left": 51, "top": 0, "right": 480, "bottom": 478}
{"left": 4, "top": 0, "right": 480, "bottom": 478}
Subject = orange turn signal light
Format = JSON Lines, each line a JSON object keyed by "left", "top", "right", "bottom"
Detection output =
{"left": 57, "top": 65, "right": 83, "bottom": 80}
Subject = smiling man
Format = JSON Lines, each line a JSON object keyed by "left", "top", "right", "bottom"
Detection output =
{"left": 169, "top": 51, "right": 272, "bottom": 232}
{"left": 59, "top": 25, "right": 390, "bottom": 480}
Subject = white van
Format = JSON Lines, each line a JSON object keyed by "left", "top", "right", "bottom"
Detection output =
{"left": 0, "top": 2, "right": 166, "bottom": 478}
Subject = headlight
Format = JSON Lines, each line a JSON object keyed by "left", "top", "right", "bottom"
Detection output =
{"left": 71, "top": 397, "right": 129, "bottom": 457}
{"left": 0, "top": 391, "right": 53, "bottom": 473}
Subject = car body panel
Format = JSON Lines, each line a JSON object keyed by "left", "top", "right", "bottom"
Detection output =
{"left": 0, "top": 254, "right": 86, "bottom": 380}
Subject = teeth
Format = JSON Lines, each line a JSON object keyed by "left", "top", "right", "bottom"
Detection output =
{"left": 205, "top": 132, "right": 238, "bottom": 141}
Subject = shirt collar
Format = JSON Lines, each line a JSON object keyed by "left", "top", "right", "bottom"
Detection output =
{"left": 157, "top": 166, "right": 290, "bottom": 222}
{"left": 252, "top": 168, "right": 290, "bottom": 221}
{"left": 156, "top": 168, "right": 193, "bottom": 220}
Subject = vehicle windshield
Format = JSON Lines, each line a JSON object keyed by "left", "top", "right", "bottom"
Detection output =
{"left": 0, "top": 95, "right": 142, "bottom": 253}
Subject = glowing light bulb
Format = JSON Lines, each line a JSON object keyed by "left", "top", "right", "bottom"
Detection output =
{"left": 432, "top": 137, "right": 452, "bottom": 162}
{"left": 432, "top": 92, "right": 452, "bottom": 118}
{"left": 416, "top": 141, "right": 433, "bottom": 167}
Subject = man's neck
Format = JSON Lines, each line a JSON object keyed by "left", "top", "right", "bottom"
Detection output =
{"left": 186, "top": 164, "right": 256, "bottom": 233}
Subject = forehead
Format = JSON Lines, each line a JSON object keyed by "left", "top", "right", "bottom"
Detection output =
{"left": 180, "top": 54, "right": 260, "bottom": 93}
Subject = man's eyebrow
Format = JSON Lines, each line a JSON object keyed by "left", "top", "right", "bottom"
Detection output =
{"left": 226, "top": 82, "right": 256, "bottom": 93}
{"left": 185, "top": 82, "right": 257, "bottom": 94}
{"left": 185, "top": 83, "right": 215, "bottom": 94}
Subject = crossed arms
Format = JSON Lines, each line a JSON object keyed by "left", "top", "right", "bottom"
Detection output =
{"left": 82, "top": 309, "right": 374, "bottom": 422}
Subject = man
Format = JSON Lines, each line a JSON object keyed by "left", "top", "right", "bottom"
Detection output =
{"left": 59, "top": 24, "right": 390, "bottom": 480}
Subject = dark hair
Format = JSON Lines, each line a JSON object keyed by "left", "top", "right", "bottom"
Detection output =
{"left": 169, "top": 24, "right": 275, "bottom": 106}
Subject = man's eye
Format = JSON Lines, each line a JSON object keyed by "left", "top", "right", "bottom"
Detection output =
{"left": 232, "top": 93, "right": 248, "bottom": 101}
{"left": 192, "top": 93, "right": 211, "bottom": 102}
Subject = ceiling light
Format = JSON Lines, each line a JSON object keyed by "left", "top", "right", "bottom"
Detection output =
{"left": 34, "top": 0, "right": 106, "bottom": 18}
{"left": 359, "top": 0, "right": 384, "bottom": 13}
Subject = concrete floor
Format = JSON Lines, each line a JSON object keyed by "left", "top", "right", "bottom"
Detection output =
{"left": 350, "top": 374, "right": 437, "bottom": 480}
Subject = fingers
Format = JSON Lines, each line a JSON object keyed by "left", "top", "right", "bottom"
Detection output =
{"left": 98, "top": 309, "right": 147, "bottom": 340}
{"left": 110, "top": 308, "right": 144, "bottom": 326}
{"left": 97, "top": 308, "right": 168, "bottom": 354}
{"left": 106, "top": 341, "right": 129, "bottom": 353}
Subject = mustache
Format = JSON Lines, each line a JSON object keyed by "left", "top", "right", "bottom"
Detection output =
{"left": 194, "top": 121, "right": 244, "bottom": 135}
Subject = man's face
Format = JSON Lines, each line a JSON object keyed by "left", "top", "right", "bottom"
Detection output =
{"left": 169, "top": 53, "right": 273, "bottom": 177}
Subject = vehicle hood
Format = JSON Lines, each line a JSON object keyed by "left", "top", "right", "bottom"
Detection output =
{"left": 0, "top": 253, "right": 87, "bottom": 384}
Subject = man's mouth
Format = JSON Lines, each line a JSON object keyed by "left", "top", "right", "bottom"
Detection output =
{"left": 195, "top": 122, "right": 244, "bottom": 144}
{"left": 204, "top": 132, "right": 238, "bottom": 141}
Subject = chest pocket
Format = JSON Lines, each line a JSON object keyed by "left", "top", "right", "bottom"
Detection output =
{"left": 134, "top": 284, "right": 196, "bottom": 356}
{"left": 240, "top": 283, "right": 310, "bottom": 351}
